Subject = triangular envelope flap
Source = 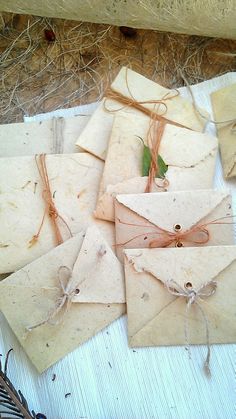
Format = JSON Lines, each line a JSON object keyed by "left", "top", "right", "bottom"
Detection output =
{"left": 0, "top": 233, "right": 85, "bottom": 289}
{"left": 111, "top": 67, "right": 207, "bottom": 130}
{"left": 72, "top": 226, "right": 125, "bottom": 304}
{"left": 124, "top": 246, "right": 236, "bottom": 290}
{"left": 116, "top": 190, "right": 231, "bottom": 231}
{"left": 159, "top": 124, "right": 218, "bottom": 167}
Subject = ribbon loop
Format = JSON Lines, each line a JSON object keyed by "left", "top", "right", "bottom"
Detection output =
{"left": 165, "top": 279, "right": 217, "bottom": 376}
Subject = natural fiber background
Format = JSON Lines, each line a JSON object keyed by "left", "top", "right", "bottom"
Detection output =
{"left": 0, "top": 12, "right": 235, "bottom": 124}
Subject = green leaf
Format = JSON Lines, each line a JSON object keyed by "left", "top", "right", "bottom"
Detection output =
{"left": 139, "top": 136, "right": 168, "bottom": 179}
{"left": 142, "top": 144, "right": 152, "bottom": 176}
{"left": 156, "top": 154, "right": 168, "bottom": 179}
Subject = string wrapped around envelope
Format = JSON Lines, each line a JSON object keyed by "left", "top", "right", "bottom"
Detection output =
{"left": 29, "top": 154, "right": 72, "bottom": 247}
{"left": 26, "top": 265, "right": 79, "bottom": 331}
{"left": 116, "top": 215, "right": 235, "bottom": 248}
{"left": 104, "top": 70, "right": 193, "bottom": 193}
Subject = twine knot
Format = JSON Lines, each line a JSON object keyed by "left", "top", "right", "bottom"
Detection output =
{"left": 26, "top": 265, "right": 79, "bottom": 332}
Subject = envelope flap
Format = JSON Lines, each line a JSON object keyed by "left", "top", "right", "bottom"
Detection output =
{"left": 124, "top": 246, "right": 236, "bottom": 290}
{"left": 0, "top": 232, "right": 86, "bottom": 288}
{"left": 116, "top": 190, "right": 231, "bottom": 231}
{"left": 71, "top": 226, "right": 125, "bottom": 304}
{"left": 111, "top": 67, "right": 207, "bottom": 131}
{"left": 160, "top": 124, "right": 218, "bottom": 167}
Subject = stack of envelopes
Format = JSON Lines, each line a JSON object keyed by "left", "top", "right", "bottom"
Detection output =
{"left": 0, "top": 67, "right": 235, "bottom": 374}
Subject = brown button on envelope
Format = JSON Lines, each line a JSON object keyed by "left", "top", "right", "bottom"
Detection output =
{"left": 115, "top": 189, "right": 234, "bottom": 261}
{"left": 124, "top": 246, "right": 236, "bottom": 371}
{"left": 0, "top": 153, "right": 114, "bottom": 274}
{"left": 95, "top": 112, "right": 218, "bottom": 222}
{"left": 0, "top": 226, "right": 125, "bottom": 373}
{"left": 211, "top": 83, "right": 236, "bottom": 179}
{"left": 76, "top": 67, "right": 208, "bottom": 161}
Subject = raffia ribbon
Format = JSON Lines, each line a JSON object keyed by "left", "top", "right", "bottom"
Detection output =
{"left": 29, "top": 154, "right": 72, "bottom": 247}
{"left": 105, "top": 87, "right": 189, "bottom": 129}
{"left": 27, "top": 265, "right": 79, "bottom": 331}
{"left": 165, "top": 279, "right": 217, "bottom": 376}
{"left": 116, "top": 217, "right": 212, "bottom": 248}
{"left": 105, "top": 86, "right": 190, "bottom": 193}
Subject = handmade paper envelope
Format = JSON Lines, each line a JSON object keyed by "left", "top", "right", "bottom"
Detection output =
{"left": 211, "top": 83, "right": 236, "bottom": 178}
{"left": 95, "top": 112, "right": 218, "bottom": 222}
{"left": 0, "top": 115, "right": 90, "bottom": 157}
{"left": 76, "top": 66, "right": 208, "bottom": 160}
{"left": 0, "top": 153, "right": 114, "bottom": 274}
{"left": 124, "top": 246, "right": 236, "bottom": 348}
{"left": 115, "top": 189, "right": 234, "bottom": 260}
{"left": 0, "top": 226, "right": 125, "bottom": 373}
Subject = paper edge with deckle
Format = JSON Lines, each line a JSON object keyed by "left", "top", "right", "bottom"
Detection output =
{"left": 124, "top": 245, "right": 236, "bottom": 375}
{"left": 211, "top": 83, "right": 236, "bottom": 179}
{"left": 114, "top": 189, "right": 234, "bottom": 259}
{"left": 0, "top": 226, "right": 125, "bottom": 373}
{"left": 75, "top": 66, "right": 209, "bottom": 160}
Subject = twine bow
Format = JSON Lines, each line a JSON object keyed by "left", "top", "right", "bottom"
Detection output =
{"left": 105, "top": 70, "right": 190, "bottom": 193}
{"left": 116, "top": 217, "right": 212, "bottom": 249}
{"left": 165, "top": 279, "right": 217, "bottom": 376}
{"left": 29, "top": 154, "right": 72, "bottom": 247}
{"left": 27, "top": 265, "right": 79, "bottom": 331}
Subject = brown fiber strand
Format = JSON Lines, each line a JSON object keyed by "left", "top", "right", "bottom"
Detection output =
{"left": 29, "top": 154, "right": 72, "bottom": 247}
{"left": 116, "top": 215, "right": 236, "bottom": 248}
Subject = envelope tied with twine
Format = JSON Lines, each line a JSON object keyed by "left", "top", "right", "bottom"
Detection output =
{"left": 0, "top": 226, "right": 125, "bottom": 373}
{"left": 115, "top": 189, "right": 234, "bottom": 260}
{"left": 76, "top": 67, "right": 208, "bottom": 160}
{"left": 124, "top": 246, "right": 236, "bottom": 374}
{"left": 95, "top": 112, "right": 218, "bottom": 222}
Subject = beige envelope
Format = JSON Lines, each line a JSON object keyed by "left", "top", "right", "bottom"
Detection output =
{"left": 0, "top": 115, "right": 90, "bottom": 157}
{"left": 211, "top": 83, "right": 236, "bottom": 178}
{"left": 76, "top": 67, "right": 208, "bottom": 160}
{"left": 95, "top": 112, "right": 218, "bottom": 222}
{"left": 0, "top": 153, "right": 114, "bottom": 274}
{"left": 124, "top": 246, "right": 236, "bottom": 348}
{"left": 0, "top": 226, "right": 125, "bottom": 373}
{"left": 115, "top": 189, "right": 234, "bottom": 261}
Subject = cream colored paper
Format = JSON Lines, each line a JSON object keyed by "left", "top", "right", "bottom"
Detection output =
{"left": 0, "top": 1, "right": 235, "bottom": 39}
{"left": 0, "top": 115, "right": 90, "bottom": 157}
{"left": 95, "top": 112, "right": 218, "bottom": 222}
{"left": 0, "top": 153, "right": 114, "bottom": 274}
{"left": 0, "top": 226, "right": 125, "bottom": 373}
{"left": 211, "top": 83, "right": 236, "bottom": 179}
{"left": 115, "top": 190, "right": 234, "bottom": 261}
{"left": 76, "top": 67, "right": 208, "bottom": 160}
{"left": 124, "top": 246, "right": 236, "bottom": 347}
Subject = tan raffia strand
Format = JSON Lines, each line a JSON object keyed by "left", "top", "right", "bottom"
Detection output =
{"left": 165, "top": 279, "right": 217, "bottom": 376}
{"left": 29, "top": 154, "right": 72, "bottom": 247}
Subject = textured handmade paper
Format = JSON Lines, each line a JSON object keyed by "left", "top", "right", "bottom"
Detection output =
{"left": 124, "top": 246, "right": 236, "bottom": 347}
{"left": 211, "top": 83, "right": 236, "bottom": 179}
{"left": 0, "top": 0, "right": 235, "bottom": 39}
{"left": 0, "top": 153, "right": 114, "bottom": 273}
{"left": 115, "top": 189, "right": 234, "bottom": 260}
{"left": 0, "top": 115, "right": 90, "bottom": 157}
{"left": 76, "top": 67, "right": 208, "bottom": 160}
{"left": 95, "top": 113, "right": 218, "bottom": 222}
{"left": 0, "top": 227, "right": 125, "bottom": 373}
